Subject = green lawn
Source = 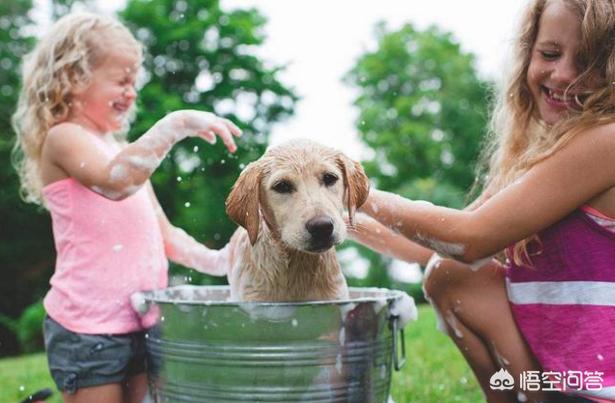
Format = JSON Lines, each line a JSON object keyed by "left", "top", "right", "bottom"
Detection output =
{"left": 0, "top": 305, "right": 482, "bottom": 403}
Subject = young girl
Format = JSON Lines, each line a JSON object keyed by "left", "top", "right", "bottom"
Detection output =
{"left": 352, "top": 0, "right": 615, "bottom": 402}
{"left": 11, "top": 12, "right": 241, "bottom": 403}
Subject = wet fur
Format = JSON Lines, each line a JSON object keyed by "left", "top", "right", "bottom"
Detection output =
{"left": 225, "top": 139, "right": 369, "bottom": 302}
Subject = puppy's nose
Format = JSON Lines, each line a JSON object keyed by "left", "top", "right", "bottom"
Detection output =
{"left": 305, "top": 216, "right": 334, "bottom": 241}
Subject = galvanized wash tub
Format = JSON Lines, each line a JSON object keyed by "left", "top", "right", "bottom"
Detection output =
{"left": 134, "top": 285, "right": 415, "bottom": 403}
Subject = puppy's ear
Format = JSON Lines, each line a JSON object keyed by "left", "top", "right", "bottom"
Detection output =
{"left": 336, "top": 154, "right": 370, "bottom": 225}
{"left": 226, "top": 161, "right": 263, "bottom": 245}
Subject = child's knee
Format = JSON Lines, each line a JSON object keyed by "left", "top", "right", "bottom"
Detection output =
{"left": 422, "top": 254, "right": 457, "bottom": 305}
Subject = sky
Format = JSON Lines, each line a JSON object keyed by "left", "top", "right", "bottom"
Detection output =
{"left": 88, "top": 0, "right": 530, "bottom": 159}
{"left": 220, "top": 0, "right": 528, "bottom": 159}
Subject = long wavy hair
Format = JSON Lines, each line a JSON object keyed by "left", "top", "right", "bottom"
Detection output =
{"left": 478, "top": 0, "right": 615, "bottom": 265}
{"left": 11, "top": 12, "right": 142, "bottom": 205}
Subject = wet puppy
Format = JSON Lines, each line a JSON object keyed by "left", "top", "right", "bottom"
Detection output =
{"left": 225, "top": 139, "right": 369, "bottom": 302}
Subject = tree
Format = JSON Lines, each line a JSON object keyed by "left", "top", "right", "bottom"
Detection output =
{"left": 344, "top": 22, "right": 491, "bottom": 288}
{"left": 0, "top": 0, "right": 49, "bottom": 357}
{"left": 0, "top": 0, "right": 297, "bottom": 356}
{"left": 120, "top": 0, "right": 298, "bottom": 284}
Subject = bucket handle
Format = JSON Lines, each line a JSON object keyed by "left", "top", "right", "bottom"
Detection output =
{"left": 391, "top": 315, "right": 406, "bottom": 371}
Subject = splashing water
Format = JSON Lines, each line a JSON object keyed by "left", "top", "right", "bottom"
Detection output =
{"left": 422, "top": 253, "right": 448, "bottom": 333}
{"left": 444, "top": 310, "right": 464, "bottom": 339}
{"left": 389, "top": 292, "right": 417, "bottom": 327}
{"left": 416, "top": 234, "right": 466, "bottom": 259}
{"left": 490, "top": 341, "right": 510, "bottom": 367}
{"left": 468, "top": 256, "right": 493, "bottom": 271}
{"left": 109, "top": 164, "right": 128, "bottom": 182}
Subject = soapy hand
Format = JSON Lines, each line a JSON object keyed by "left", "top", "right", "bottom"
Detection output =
{"left": 161, "top": 110, "right": 242, "bottom": 153}
{"left": 96, "top": 110, "right": 242, "bottom": 200}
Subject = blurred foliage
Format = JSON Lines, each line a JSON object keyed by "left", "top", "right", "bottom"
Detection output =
{"left": 0, "top": 0, "right": 297, "bottom": 356}
{"left": 0, "top": 0, "right": 52, "bottom": 357}
{"left": 120, "top": 0, "right": 298, "bottom": 284}
{"left": 344, "top": 22, "right": 491, "bottom": 284}
{"left": 0, "top": 301, "right": 45, "bottom": 353}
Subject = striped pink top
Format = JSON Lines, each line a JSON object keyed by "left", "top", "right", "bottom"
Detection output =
{"left": 506, "top": 209, "right": 615, "bottom": 402}
{"left": 43, "top": 136, "right": 168, "bottom": 334}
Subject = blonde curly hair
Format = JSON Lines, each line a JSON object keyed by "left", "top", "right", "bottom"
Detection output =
{"left": 479, "top": 0, "right": 615, "bottom": 265}
{"left": 11, "top": 12, "right": 142, "bottom": 205}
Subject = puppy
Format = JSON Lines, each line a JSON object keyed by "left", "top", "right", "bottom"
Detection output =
{"left": 224, "top": 139, "right": 369, "bottom": 302}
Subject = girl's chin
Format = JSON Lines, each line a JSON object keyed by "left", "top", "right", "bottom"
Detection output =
{"left": 108, "top": 116, "right": 128, "bottom": 131}
{"left": 538, "top": 106, "right": 568, "bottom": 126}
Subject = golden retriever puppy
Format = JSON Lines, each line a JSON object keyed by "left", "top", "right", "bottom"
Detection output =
{"left": 225, "top": 139, "right": 369, "bottom": 302}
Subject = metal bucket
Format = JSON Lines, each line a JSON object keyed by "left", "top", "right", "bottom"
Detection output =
{"left": 136, "top": 285, "right": 411, "bottom": 403}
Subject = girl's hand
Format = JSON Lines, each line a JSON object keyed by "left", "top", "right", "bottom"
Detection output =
{"left": 165, "top": 110, "right": 242, "bottom": 153}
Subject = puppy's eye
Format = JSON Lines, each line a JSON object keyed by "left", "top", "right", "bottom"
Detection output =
{"left": 272, "top": 180, "right": 294, "bottom": 194}
{"left": 323, "top": 173, "right": 338, "bottom": 187}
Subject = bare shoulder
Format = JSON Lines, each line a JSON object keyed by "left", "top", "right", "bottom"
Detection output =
{"left": 581, "top": 121, "right": 615, "bottom": 148}
{"left": 41, "top": 123, "right": 89, "bottom": 182}
{"left": 45, "top": 122, "right": 89, "bottom": 150}
{"left": 44, "top": 122, "right": 106, "bottom": 165}
{"left": 562, "top": 122, "right": 615, "bottom": 173}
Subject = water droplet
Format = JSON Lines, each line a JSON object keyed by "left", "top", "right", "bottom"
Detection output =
{"left": 184, "top": 202, "right": 191, "bottom": 207}
{"left": 193, "top": 146, "right": 199, "bottom": 152}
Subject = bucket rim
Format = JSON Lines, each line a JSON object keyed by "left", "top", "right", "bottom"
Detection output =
{"left": 138, "top": 285, "right": 407, "bottom": 307}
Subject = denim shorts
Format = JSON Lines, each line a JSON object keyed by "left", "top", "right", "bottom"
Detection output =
{"left": 43, "top": 315, "right": 147, "bottom": 394}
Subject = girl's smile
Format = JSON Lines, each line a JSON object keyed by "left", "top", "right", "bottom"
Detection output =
{"left": 540, "top": 85, "right": 581, "bottom": 110}
{"left": 69, "top": 49, "right": 139, "bottom": 134}
{"left": 527, "top": 0, "right": 584, "bottom": 125}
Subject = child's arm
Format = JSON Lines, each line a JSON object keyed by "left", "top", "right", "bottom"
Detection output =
{"left": 44, "top": 110, "right": 241, "bottom": 200}
{"left": 361, "top": 124, "right": 615, "bottom": 262}
{"left": 348, "top": 212, "right": 434, "bottom": 266}
{"left": 349, "top": 184, "right": 494, "bottom": 266}
{"left": 146, "top": 183, "right": 232, "bottom": 276}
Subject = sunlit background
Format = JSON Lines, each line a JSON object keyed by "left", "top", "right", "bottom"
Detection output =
{"left": 33, "top": 0, "right": 526, "bottom": 158}
{"left": 2, "top": 0, "right": 527, "bottom": 361}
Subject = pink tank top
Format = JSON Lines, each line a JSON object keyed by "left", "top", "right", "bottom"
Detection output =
{"left": 43, "top": 136, "right": 168, "bottom": 334}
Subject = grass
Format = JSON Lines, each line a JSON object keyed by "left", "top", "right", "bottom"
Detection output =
{"left": 0, "top": 305, "right": 482, "bottom": 403}
{"left": 390, "top": 305, "right": 483, "bottom": 403}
